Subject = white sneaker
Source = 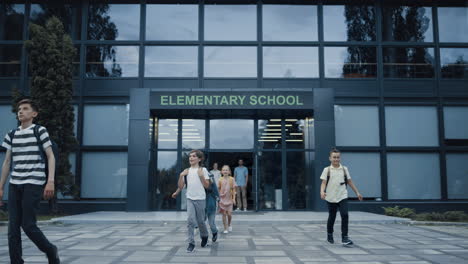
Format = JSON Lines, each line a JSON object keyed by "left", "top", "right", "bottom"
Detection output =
{"left": 228, "top": 226, "right": 232, "bottom": 232}
{"left": 243, "top": 208, "right": 247, "bottom": 212}
{"left": 223, "top": 230, "right": 228, "bottom": 234}
{"left": 235, "top": 208, "right": 240, "bottom": 211}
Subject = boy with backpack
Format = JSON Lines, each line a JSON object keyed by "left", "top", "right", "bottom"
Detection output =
{"left": 0, "top": 99, "right": 60, "bottom": 264}
{"left": 320, "top": 148, "right": 363, "bottom": 246}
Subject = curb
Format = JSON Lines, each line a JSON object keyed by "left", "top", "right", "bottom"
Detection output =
{"left": 406, "top": 220, "right": 468, "bottom": 226}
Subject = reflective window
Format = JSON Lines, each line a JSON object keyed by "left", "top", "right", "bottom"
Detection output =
{"left": 83, "top": 105, "right": 129, "bottom": 146}
{"left": 146, "top": 4, "right": 198, "bottom": 40}
{"left": 385, "top": 106, "right": 438, "bottom": 147}
{"left": 73, "top": 45, "right": 80, "bottom": 77}
{"left": 335, "top": 105, "right": 380, "bottom": 146}
{"left": 258, "top": 119, "right": 282, "bottom": 149}
{"left": 205, "top": 5, "right": 256, "bottom": 41}
{"left": 204, "top": 46, "right": 257, "bottom": 78}
{"left": 287, "top": 152, "right": 313, "bottom": 209}
{"left": 210, "top": 119, "right": 254, "bottom": 149}
{"left": 145, "top": 46, "right": 197, "bottom": 77}
{"left": 86, "top": 45, "right": 139, "bottom": 77}
{"left": 342, "top": 152, "right": 381, "bottom": 198}
{"left": 81, "top": 152, "right": 127, "bottom": 198}
{"left": 0, "top": 105, "right": 18, "bottom": 140}
{"left": 263, "top": 5, "right": 317, "bottom": 41}
{"left": 0, "top": 152, "right": 9, "bottom": 200}
{"left": 323, "top": 4, "right": 376, "bottom": 41}
{"left": 444, "top": 107, "right": 468, "bottom": 139}
{"left": 387, "top": 153, "right": 440, "bottom": 199}
{"left": 259, "top": 151, "right": 282, "bottom": 210}
{"left": 263, "top": 47, "right": 319, "bottom": 78}
{"left": 440, "top": 48, "right": 468, "bottom": 79}
{"left": 382, "top": 5, "right": 433, "bottom": 42}
{"left": 383, "top": 47, "right": 435, "bottom": 78}
{"left": 447, "top": 153, "right": 468, "bottom": 199}
{"left": 87, "top": 4, "right": 140, "bottom": 40}
{"left": 0, "top": 4, "right": 25, "bottom": 40}
{"left": 0, "top": 45, "right": 21, "bottom": 77}
{"left": 157, "top": 119, "right": 178, "bottom": 149}
{"left": 182, "top": 119, "right": 205, "bottom": 150}
{"left": 285, "top": 119, "right": 315, "bottom": 149}
{"left": 155, "top": 151, "right": 178, "bottom": 210}
{"left": 30, "top": 3, "right": 82, "bottom": 40}
{"left": 325, "top": 47, "right": 377, "bottom": 78}
{"left": 438, "top": 7, "right": 468, "bottom": 42}
{"left": 73, "top": 105, "right": 78, "bottom": 138}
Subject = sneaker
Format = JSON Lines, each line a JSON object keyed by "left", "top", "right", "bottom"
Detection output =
{"left": 342, "top": 236, "right": 354, "bottom": 246}
{"left": 223, "top": 230, "right": 228, "bottom": 234}
{"left": 228, "top": 225, "right": 232, "bottom": 232}
{"left": 235, "top": 208, "right": 240, "bottom": 212}
{"left": 47, "top": 245, "right": 60, "bottom": 264}
{"left": 186, "top": 243, "right": 195, "bottom": 253}
{"left": 201, "top": 236, "right": 208, "bottom": 247}
{"left": 327, "top": 233, "right": 334, "bottom": 244}
{"left": 212, "top": 232, "right": 218, "bottom": 242}
{"left": 243, "top": 208, "right": 247, "bottom": 212}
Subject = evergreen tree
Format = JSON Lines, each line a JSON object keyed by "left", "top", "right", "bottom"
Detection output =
{"left": 22, "top": 16, "right": 78, "bottom": 212}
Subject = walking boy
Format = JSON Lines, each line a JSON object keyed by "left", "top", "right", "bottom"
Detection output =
{"left": 234, "top": 159, "right": 248, "bottom": 211}
{"left": 320, "top": 148, "right": 363, "bottom": 246}
{"left": 172, "top": 149, "right": 210, "bottom": 253}
{"left": 0, "top": 99, "right": 60, "bottom": 264}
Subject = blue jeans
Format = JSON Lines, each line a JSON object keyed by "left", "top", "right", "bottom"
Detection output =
{"left": 206, "top": 210, "right": 218, "bottom": 234}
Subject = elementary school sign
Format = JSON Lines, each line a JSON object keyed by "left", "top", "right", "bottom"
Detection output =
{"left": 150, "top": 91, "right": 313, "bottom": 110}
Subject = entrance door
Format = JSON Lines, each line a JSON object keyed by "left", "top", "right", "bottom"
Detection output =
{"left": 208, "top": 152, "right": 255, "bottom": 211}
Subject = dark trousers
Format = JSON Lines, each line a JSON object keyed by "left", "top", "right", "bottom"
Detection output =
{"left": 327, "top": 198, "right": 349, "bottom": 238}
{"left": 8, "top": 183, "right": 55, "bottom": 264}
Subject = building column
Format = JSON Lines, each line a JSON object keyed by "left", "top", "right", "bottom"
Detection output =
{"left": 313, "top": 88, "right": 335, "bottom": 211}
{"left": 127, "top": 88, "right": 151, "bottom": 211}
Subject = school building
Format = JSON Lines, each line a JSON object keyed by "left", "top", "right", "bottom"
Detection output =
{"left": 0, "top": 0, "right": 467, "bottom": 213}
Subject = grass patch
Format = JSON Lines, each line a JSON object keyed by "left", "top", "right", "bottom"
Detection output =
{"left": 382, "top": 206, "right": 468, "bottom": 222}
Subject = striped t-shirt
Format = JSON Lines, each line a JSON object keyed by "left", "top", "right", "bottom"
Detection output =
{"left": 2, "top": 124, "right": 52, "bottom": 185}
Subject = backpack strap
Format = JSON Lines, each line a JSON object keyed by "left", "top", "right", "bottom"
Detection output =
{"left": 343, "top": 166, "right": 348, "bottom": 187}
{"left": 324, "top": 166, "right": 331, "bottom": 193}
{"left": 33, "top": 125, "right": 47, "bottom": 163}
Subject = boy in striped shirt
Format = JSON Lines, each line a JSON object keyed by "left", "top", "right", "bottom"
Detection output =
{"left": 0, "top": 99, "right": 60, "bottom": 264}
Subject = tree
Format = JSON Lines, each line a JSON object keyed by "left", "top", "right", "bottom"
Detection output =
{"left": 21, "top": 16, "right": 78, "bottom": 213}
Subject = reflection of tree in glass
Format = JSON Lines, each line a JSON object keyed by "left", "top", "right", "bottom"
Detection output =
{"left": 86, "top": 4, "right": 121, "bottom": 77}
{"left": 156, "top": 164, "right": 178, "bottom": 210}
{"left": 383, "top": 6, "right": 430, "bottom": 42}
{"left": 384, "top": 47, "right": 434, "bottom": 78}
{"left": 29, "top": 4, "right": 80, "bottom": 38}
{"left": 1, "top": 4, "right": 24, "bottom": 40}
{"left": 342, "top": 5, "right": 376, "bottom": 78}
{"left": 441, "top": 55, "right": 468, "bottom": 78}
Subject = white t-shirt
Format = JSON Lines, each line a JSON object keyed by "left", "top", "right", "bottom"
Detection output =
{"left": 320, "top": 164, "right": 351, "bottom": 203}
{"left": 209, "top": 169, "right": 221, "bottom": 186}
{"left": 186, "top": 167, "right": 210, "bottom": 200}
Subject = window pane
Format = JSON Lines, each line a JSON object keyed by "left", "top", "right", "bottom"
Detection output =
{"left": 385, "top": 106, "right": 438, "bottom": 146}
{"left": 73, "top": 105, "right": 78, "bottom": 138}
{"left": 87, "top": 4, "right": 140, "bottom": 40}
{"left": 444, "top": 107, "right": 468, "bottom": 139}
{"left": 438, "top": 7, "right": 468, "bottom": 42}
{"left": 0, "top": 45, "right": 21, "bottom": 77}
{"left": 259, "top": 151, "right": 282, "bottom": 210}
{"left": 146, "top": 4, "right": 198, "bottom": 40}
{"left": 157, "top": 119, "right": 178, "bottom": 149}
{"left": 210, "top": 119, "right": 254, "bottom": 149}
{"left": 263, "top": 5, "right": 317, "bottom": 41}
{"left": 0, "top": 4, "right": 25, "bottom": 40}
{"left": 30, "top": 3, "right": 82, "bottom": 40}
{"left": 204, "top": 46, "right": 257, "bottom": 77}
{"left": 335, "top": 105, "right": 380, "bottom": 146}
{"left": 325, "top": 47, "right": 377, "bottom": 78}
{"left": 145, "top": 46, "right": 197, "bottom": 77}
{"left": 447, "top": 153, "right": 468, "bottom": 199}
{"left": 0, "top": 152, "right": 10, "bottom": 200}
{"left": 81, "top": 152, "right": 127, "bottom": 198}
{"left": 86, "top": 46, "right": 139, "bottom": 77}
{"left": 0, "top": 105, "right": 18, "bottom": 142}
{"left": 382, "top": 5, "right": 433, "bottom": 42}
{"left": 258, "top": 119, "right": 282, "bottom": 149}
{"left": 285, "top": 119, "right": 314, "bottom": 149}
{"left": 182, "top": 119, "right": 205, "bottom": 150}
{"left": 287, "top": 152, "right": 313, "bottom": 209}
{"left": 323, "top": 4, "right": 376, "bottom": 41}
{"left": 155, "top": 151, "right": 178, "bottom": 209}
{"left": 83, "top": 105, "right": 129, "bottom": 146}
{"left": 205, "top": 5, "right": 256, "bottom": 41}
{"left": 263, "top": 47, "right": 318, "bottom": 78}
{"left": 342, "top": 152, "right": 381, "bottom": 198}
{"left": 440, "top": 48, "right": 468, "bottom": 79}
{"left": 383, "top": 47, "right": 435, "bottom": 78}
{"left": 387, "top": 153, "right": 440, "bottom": 199}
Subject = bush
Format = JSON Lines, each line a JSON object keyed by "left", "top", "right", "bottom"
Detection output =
{"left": 382, "top": 206, "right": 415, "bottom": 218}
{"left": 413, "top": 211, "right": 468, "bottom": 222}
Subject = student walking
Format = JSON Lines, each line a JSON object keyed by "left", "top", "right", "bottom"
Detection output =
{"left": 218, "top": 165, "right": 236, "bottom": 234}
{"left": 234, "top": 159, "right": 248, "bottom": 211}
{"left": 205, "top": 172, "right": 219, "bottom": 242}
{"left": 320, "top": 148, "right": 363, "bottom": 246}
{"left": 171, "top": 150, "right": 210, "bottom": 253}
{"left": 0, "top": 99, "right": 60, "bottom": 264}
{"left": 209, "top": 162, "right": 221, "bottom": 187}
